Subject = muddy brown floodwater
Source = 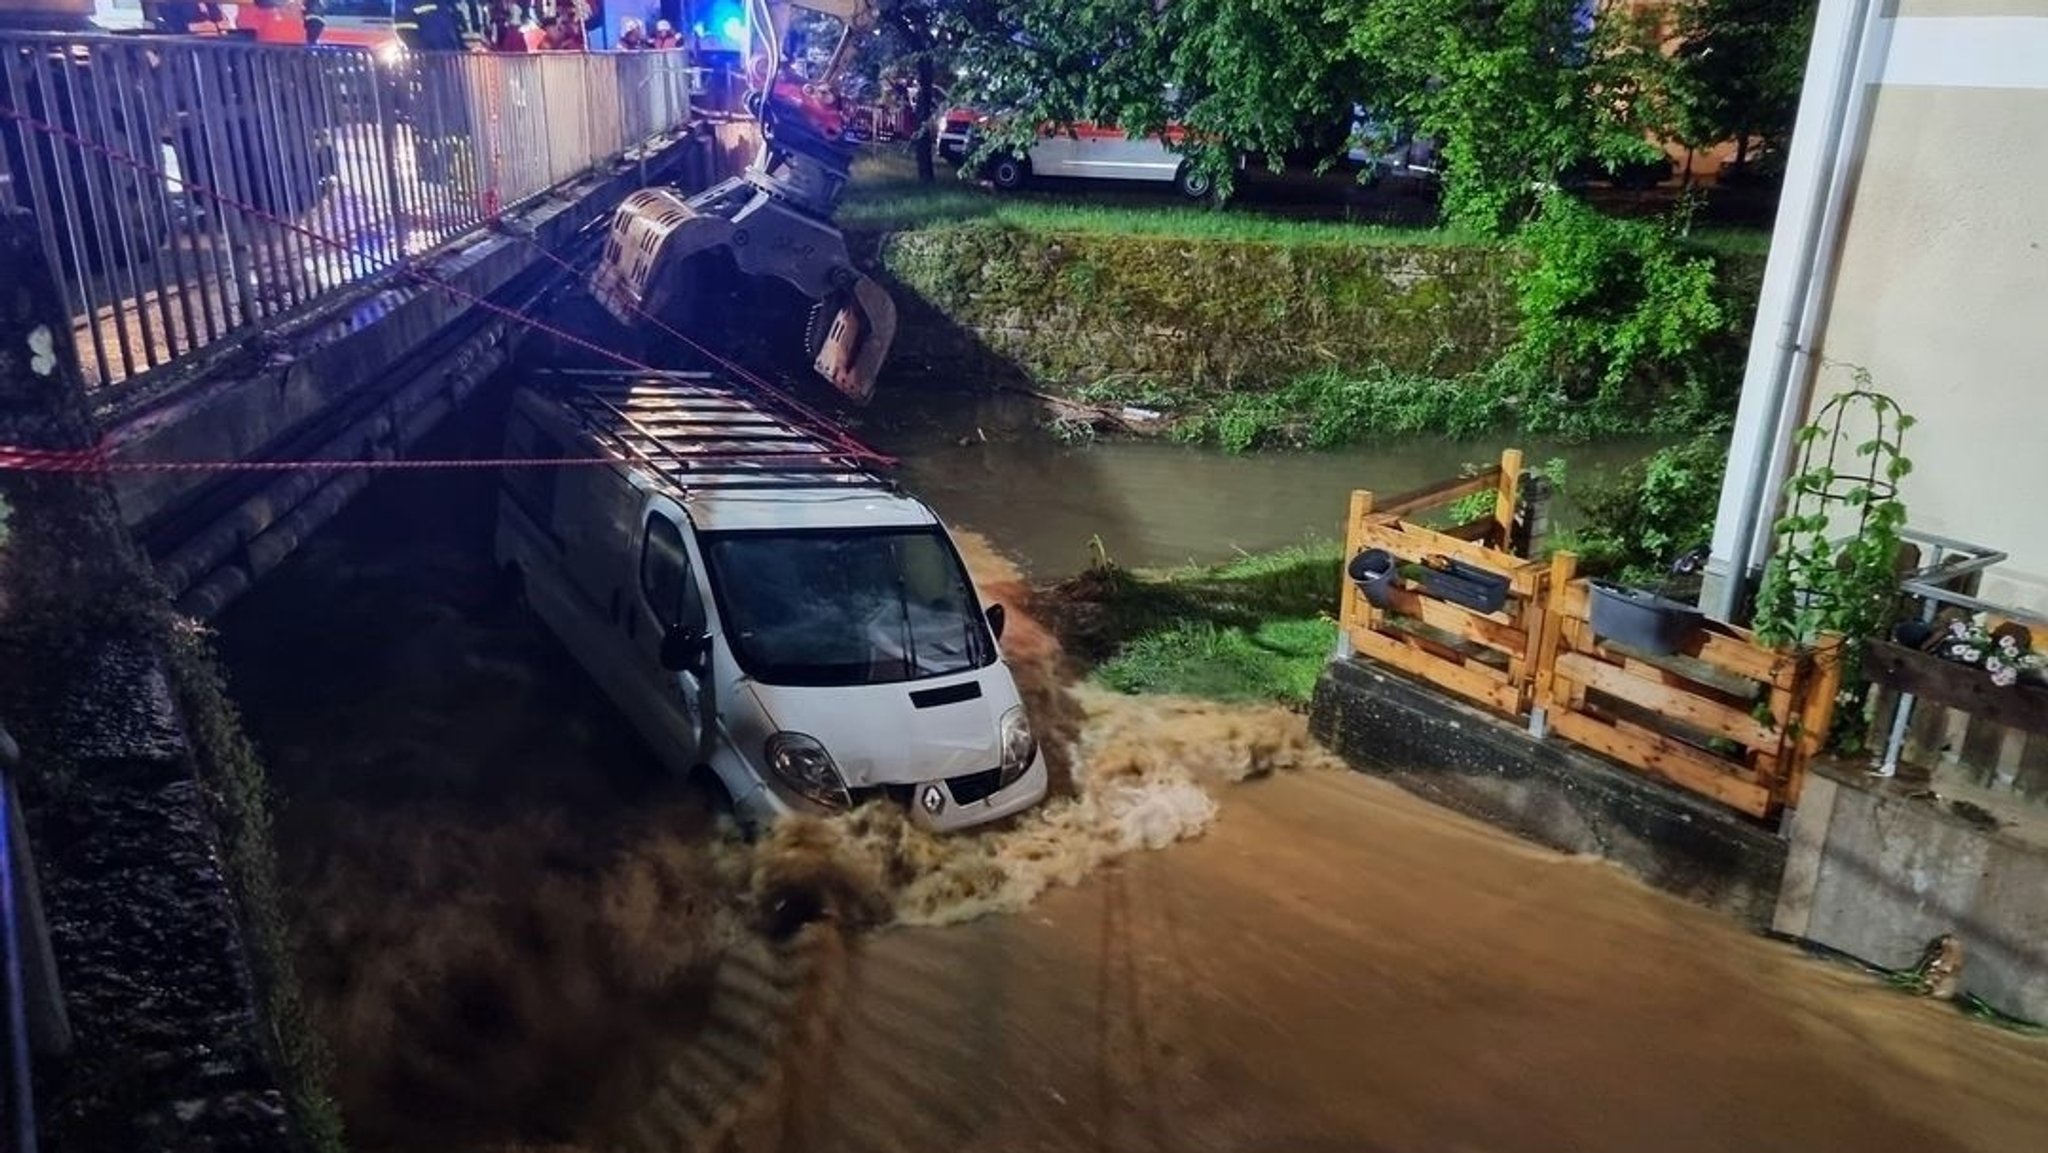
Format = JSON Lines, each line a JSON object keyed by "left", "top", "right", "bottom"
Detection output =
{"left": 216, "top": 388, "right": 2048, "bottom": 1153}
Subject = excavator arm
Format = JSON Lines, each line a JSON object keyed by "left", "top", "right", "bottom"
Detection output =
{"left": 589, "top": 0, "right": 897, "bottom": 404}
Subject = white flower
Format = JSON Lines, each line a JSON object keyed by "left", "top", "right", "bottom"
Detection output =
{"left": 1950, "top": 621, "right": 1969, "bottom": 638}
{"left": 2000, "top": 635, "right": 2021, "bottom": 654}
{"left": 1993, "top": 665, "right": 2019, "bottom": 688}
{"left": 1987, "top": 655, "right": 2006, "bottom": 674}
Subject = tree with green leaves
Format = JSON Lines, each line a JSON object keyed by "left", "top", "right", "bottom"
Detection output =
{"left": 1671, "top": 0, "right": 1815, "bottom": 174}
{"left": 1347, "top": 0, "right": 1679, "bottom": 232}
{"left": 923, "top": 0, "right": 1678, "bottom": 232}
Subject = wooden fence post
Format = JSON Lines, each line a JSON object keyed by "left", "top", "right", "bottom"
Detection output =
{"left": 1788, "top": 633, "right": 1847, "bottom": 807}
{"left": 1530, "top": 550, "right": 1577, "bottom": 737}
{"left": 1340, "top": 490, "right": 1376, "bottom": 643}
{"left": 1493, "top": 448, "right": 1523, "bottom": 553}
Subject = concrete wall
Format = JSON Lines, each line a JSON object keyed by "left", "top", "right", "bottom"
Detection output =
{"left": 1777, "top": 764, "right": 2048, "bottom": 1021}
{"left": 1311, "top": 658, "right": 1789, "bottom": 928}
{"left": 879, "top": 228, "right": 1519, "bottom": 394}
{"left": 1800, "top": 8, "right": 2048, "bottom": 611}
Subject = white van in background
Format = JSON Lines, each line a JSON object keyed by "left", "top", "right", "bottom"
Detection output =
{"left": 493, "top": 370, "right": 1049, "bottom": 833}
{"left": 938, "top": 108, "right": 1222, "bottom": 200}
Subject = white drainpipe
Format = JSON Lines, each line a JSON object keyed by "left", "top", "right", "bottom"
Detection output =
{"left": 1704, "top": 0, "right": 1893, "bottom": 621}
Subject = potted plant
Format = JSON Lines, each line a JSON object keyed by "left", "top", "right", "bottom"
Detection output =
{"left": 1903, "top": 615, "right": 2048, "bottom": 687}
{"left": 1586, "top": 546, "right": 1709, "bottom": 655}
{"left": 1751, "top": 375, "right": 1914, "bottom": 753}
{"left": 1347, "top": 548, "right": 1511, "bottom": 615}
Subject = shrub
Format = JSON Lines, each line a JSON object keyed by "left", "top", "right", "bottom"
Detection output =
{"left": 1556, "top": 429, "right": 1730, "bottom": 586}
{"left": 1501, "top": 195, "right": 1730, "bottom": 436}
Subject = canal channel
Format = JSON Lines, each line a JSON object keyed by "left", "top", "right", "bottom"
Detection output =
{"left": 211, "top": 371, "right": 1666, "bottom": 1150}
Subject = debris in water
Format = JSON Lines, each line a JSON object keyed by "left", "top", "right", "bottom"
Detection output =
{"left": 1907, "top": 933, "right": 1964, "bottom": 1001}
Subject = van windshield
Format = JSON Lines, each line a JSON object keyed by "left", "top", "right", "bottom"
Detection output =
{"left": 700, "top": 527, "right": 997, "bottom": 688}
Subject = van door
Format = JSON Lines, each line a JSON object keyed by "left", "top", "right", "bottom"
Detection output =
{"left": 1029, "top": 121, "right": 1077, "bottom": 177}
{"left": 627, "top": 503, "right": 713, "bottom": 768}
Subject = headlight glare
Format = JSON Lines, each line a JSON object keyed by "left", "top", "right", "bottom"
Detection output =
{"left": 765, "top": 732, "right": 852, "bottom": 810}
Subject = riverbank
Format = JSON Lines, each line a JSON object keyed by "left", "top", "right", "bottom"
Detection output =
{"left": 1041, "top": 543, "right": 1342, "bottom": 707}
{"left": 0, "top": 222, "right": 338, "bottom": 1152}
{"left": 848, "top": 150, "right": 1765, "bottom": 450}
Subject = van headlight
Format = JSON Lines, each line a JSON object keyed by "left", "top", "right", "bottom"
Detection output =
{"left": 764, "top": 732, "right": 852, "bottom": 810}
{"left": 998, "top": 707, "right": 1036, "bottom": 785}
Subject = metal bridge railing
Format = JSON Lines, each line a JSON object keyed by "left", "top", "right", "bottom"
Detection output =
{"left": 0, "top": 35, "right": 694, "bottom": 401}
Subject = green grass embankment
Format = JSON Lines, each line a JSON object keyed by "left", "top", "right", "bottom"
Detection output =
{"left": 1048, "top": 543, "right": 1343, "bottom": 705}
{"left": 846, "top": 148, "right": 1768, "bottom": 451}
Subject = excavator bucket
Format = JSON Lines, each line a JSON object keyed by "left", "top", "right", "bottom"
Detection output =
{"left": 589, "top": 188, "right": 726, "bottom": 329}
{"left": 810, "top": 275, "right": 896, "bottom": 406}
{"left": 589, "top": 186, "right": 896, "bottom": 405}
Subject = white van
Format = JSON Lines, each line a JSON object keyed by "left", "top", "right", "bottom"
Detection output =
{"left": 493, "top": 370, "right": 1049, "bottom": 832}
{"left": 938, "top": 109, "right": 1220, "bottom": 200}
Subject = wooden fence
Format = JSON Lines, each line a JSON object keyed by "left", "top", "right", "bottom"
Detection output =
{"left": 1338, "top": 451, "right": 1842, "bottom": 820}
{"left": 1340, "top": 451, "right": 1563, "bottom": 717}
{"left": 1536, "top": 579, "right": 1842, "bottom": 818}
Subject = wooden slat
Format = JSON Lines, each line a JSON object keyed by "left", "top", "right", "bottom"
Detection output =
{"left": 1351, "top": 627, "right": 1521, "bottom": 714}
{"left": 1340, "top": 490, "right": 1375, "bottom": 636}
{"left": 1549, "top": 710, "right": 1774, "bottom": 818}
{"left": 1376, "top": 620, "right": 1511, "bottom": 682}
{"left": 1376, "top": 584, "right": 1527, "bottom": 656}
{"left": 1555, "top": 652, "right": 1780, "bottom": 750}
{"left": 1683, "top": 626, "right": 1800, "bottom": 689}
{"left": 1614, "top": 653, "right": 1756, "bottom": 713}
{"left": 1533, "top": 552, "right": 1579, "bottom": 706}
{"left": 1790, "top": 637, "right": 1846, "bottom": 807}
{"left": 1376, "top": 467, "right": 1502, "bottom": 519}
{"left": 1356, "top": 520, "right": 1544, "bottom": 595}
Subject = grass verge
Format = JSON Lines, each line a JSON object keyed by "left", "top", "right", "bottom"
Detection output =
{"left": 843, "top": 148, "right": 1765, "bottom": 257}
{"left": 1046, "top": 543, "right": 1342, "bottom": 705}
{"left": 161, "top": 624, "right": 348, "bottom": 1153}
{"left": 841, "top": 149, "right": 1476, "bottom": 248}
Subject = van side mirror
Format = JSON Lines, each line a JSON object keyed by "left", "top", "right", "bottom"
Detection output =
{"left": 659, "top": 626, "right": 710, "bottom": 673}
{"left": 985, "top": 603, "right": 1006, "bottom": 641}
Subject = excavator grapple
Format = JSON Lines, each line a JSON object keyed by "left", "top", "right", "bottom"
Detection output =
{"left": 589, "top": 0, "right": 897, "bottom": 404}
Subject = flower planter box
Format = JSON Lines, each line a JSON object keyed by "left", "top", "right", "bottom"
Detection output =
{"left": 1586, "top": 580, "right": 1705, "bottom": 656}
{"left": 1864, "top": 639, "right": 2048, "bottom": 739}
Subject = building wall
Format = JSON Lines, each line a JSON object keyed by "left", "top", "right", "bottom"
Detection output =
{"left": 1803, "top": 9, "right": 2048, "bottom": 611}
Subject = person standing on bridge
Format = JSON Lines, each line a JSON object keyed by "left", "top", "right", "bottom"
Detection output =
{"left": 391, "top": 0, "right": 479, "bottom": 187}
{"left": 392, "top": 0, "right": 473, "bottom": 53}
{"left": 485, "top": 0, "right": 529, "bottom": 51}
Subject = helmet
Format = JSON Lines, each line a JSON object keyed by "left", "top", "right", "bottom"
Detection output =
{"left": 655, "top": 19, "right": 672, "bottom": 31}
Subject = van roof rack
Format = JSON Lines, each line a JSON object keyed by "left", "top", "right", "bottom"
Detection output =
{"left": 529, "top": 368, "right": 898, "bottom": 495}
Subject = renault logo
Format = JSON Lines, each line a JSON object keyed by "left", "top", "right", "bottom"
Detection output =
{"left": 920, "top": 784, "right": 946, "bottom": 815}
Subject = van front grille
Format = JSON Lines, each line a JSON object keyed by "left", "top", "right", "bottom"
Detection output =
{"left": 946, "top": 768, "right": 1006, "bottom": 805}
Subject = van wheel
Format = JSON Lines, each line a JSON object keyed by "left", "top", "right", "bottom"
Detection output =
{"left": 1174, "top": 162, "right": 1214, "bottom": 201}
{"left": 988, "top": 154, "right": 1029, "bottom": 191}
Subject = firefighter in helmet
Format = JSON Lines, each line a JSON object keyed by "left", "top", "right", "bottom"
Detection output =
{"left": 390, "top": 0, "right": 480, "bottom": 185}
{"left": 392, "top": 0, "right": 475, "bottom": 52}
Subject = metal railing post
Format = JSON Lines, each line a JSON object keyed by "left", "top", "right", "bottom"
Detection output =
{"left": 369, "top": 51, "right": 409, "bottom": 258}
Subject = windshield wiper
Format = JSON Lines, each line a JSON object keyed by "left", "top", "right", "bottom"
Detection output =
{"left": 892, "top": 545, "right": 921, "bottom": 679}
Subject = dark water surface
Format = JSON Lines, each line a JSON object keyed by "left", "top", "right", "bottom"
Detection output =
{"left": 860, "top": 386, "right": 1662, "bottom": 576}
